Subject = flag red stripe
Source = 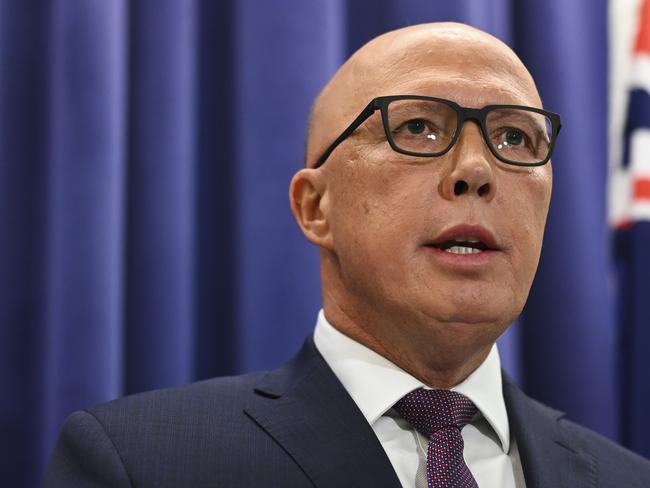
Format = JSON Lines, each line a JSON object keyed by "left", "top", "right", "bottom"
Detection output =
{"left": 615, "top": 218, "right": 634, "bottom": 230}
{"left": 635, "top": 0, "right": 650, "bottom": 55}
{"left": 633, "top": 178, "right": 650, "bottom": 200}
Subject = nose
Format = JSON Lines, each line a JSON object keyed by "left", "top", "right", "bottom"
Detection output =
{"left": 439, "top": 121, "right": 496, "bottom": 202}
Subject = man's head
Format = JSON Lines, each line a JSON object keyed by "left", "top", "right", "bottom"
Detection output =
{"left": 290, "top": 23, "right": 556, "bottom": 386}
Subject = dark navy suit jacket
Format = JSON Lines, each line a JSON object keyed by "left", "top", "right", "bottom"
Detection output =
{"left": 45, "top": 337, "right": 650, "bottom": 487}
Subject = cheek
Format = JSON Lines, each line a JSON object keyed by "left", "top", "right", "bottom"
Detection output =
{"left": 331, "top": 158, "right": 429, "bottom": 233}
{"left": 327, "top": 162, "right": 434, "bottom": 279}
{"left": 503, "top": 169, "right": 551, "bottom": 279}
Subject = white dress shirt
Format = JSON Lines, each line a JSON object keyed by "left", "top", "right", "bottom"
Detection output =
{"left": 313, "top": 310, "right": 526, "bottom": 488}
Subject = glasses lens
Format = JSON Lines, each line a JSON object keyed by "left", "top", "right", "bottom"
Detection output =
{"left": 386, "top": 99, "right": 457, "bottom": 155}
{"left": 485, "top": 108, "right": 553, "bottom": 165}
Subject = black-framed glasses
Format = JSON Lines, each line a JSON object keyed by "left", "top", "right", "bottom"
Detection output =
{"left": 313, "top": 95, "right": 562, "bottom": 168}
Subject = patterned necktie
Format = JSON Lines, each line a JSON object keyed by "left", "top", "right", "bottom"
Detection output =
{"left": 394, "top": 389, "right": 479, "bottom": 488}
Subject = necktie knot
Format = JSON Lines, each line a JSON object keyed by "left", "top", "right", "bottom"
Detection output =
{"left": 394, "top": 388, "right": 477, "bottom": 439}
{"left": 394, "top": 389, "right": 479, "bottom": 488}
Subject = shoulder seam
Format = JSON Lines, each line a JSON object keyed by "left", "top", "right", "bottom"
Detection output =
{"left": 82, "top": 409, "right": 135, "bottom": 488}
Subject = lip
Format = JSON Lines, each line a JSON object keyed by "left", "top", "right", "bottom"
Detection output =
{"left": 427, "top": 224, "right": 500, "bottom": 250}
{"left": 423, "top": 224, "right": 502, "bottom": 270}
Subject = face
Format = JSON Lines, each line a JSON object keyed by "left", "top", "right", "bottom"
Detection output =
{"left": 298, "top": 26, "right": 552, "bottom": 352}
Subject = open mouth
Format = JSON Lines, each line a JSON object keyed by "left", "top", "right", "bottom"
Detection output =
{"left": 429, "top": 237, "right": 490, "bottom": 255}
{"left": 425, "top": 225, "right": 500, "bottom": 256}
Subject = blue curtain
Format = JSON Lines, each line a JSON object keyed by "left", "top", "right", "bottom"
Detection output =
{"left": 0, "top": 0, "right": 630, "bottom": 486}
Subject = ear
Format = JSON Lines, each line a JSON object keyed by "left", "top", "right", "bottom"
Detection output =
{"left": 289, "top": 168, "right": 333, "bottom": 249}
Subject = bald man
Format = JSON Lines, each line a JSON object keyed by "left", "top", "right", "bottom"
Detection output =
{"left": 46, "top": 23, "right": 650, "bottom": 487}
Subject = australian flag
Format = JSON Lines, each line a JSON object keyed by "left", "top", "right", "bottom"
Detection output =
{"left": 610, "top": 0, "right": 650, "bottom": 457}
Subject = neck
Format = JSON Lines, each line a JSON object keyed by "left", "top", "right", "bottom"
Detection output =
{"left": 322, "top": 291, "right": 496, "bottom": 389}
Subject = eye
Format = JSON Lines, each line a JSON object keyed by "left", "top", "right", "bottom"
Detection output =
{"left": 405, "top": 119, "right": 427, "bottom": 134}
{"left": 493, "top": 127, "right": 531, "bottom": 151}
{"left": 395, "top": 119, "right": 438, "bottom": 141}
{"left": 391, "top": 115, "right": 446, "bottom": 153}
{"left": 499, "top": 127, "right": 526, "bottom": 146}
{"left": 504, "top": 128, "right": 524, "bottom": 145}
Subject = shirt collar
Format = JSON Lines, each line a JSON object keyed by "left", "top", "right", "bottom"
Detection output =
{"left": 313, "top": 309, "right": 511, "bottom": 453}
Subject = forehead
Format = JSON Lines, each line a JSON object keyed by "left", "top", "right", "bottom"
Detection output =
{"left": 351, "top": 29, "right": 540, "bottom": 110}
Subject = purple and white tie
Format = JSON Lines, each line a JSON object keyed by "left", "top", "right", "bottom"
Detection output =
{"left": 394, "top": 389, "right": 479, "bottom": 488}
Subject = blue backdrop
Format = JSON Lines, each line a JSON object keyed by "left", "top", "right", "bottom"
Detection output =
{"left": 0, "top": 1, "right": 637, "bottom": 486}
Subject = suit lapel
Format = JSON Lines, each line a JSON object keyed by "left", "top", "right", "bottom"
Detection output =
{"left": 246, "top": 338, "right": 600, "bottom": 488}
{"left": 503, "top": 375, "right": 597, "bottom": 488}
{"left": 244, "top": 337, "right": 402, "bottom": 488}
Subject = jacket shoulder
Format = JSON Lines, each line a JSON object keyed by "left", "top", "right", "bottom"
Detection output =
{"left": 557, "top": 417, "right": 650, "bottom": 484}
{"left": 88, "top": 372, "right": 264, "bottom": 422}
{"left": 503, "top": 374, "right": 650, "bottom": 487}
{"left": 46, "top": 372, "right": 315, "bottom": 487}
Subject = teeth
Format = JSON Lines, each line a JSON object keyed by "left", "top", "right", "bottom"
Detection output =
{"left": 445, "top": 246, "right": 483, "bottom": 255}
{"left": 454, "top": 235, "right": 480, "bottom": 243}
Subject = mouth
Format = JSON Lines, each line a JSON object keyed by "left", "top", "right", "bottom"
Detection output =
{"left": 425, "top": 224, "right": 500, "bottom": 256}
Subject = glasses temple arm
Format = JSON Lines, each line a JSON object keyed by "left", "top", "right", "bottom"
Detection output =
{"left": 313, "top": 100, "right": 378, "bottom": 168}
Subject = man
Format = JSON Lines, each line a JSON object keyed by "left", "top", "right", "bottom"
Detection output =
{"left": 46, "top": 22, "right": 650, "bottom": 487}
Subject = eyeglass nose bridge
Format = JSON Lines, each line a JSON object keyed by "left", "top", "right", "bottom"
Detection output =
{"left": 448, "top": 106, "right": 492, "bottom": 155}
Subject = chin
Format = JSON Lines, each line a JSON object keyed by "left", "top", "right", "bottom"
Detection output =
{"left": 421, "top": 298, "right": 517, "bottom": 329}
{"left": 433, "top": 284, "right": 522, "bottom": 324}
{"left": 437, "top": 312, "right": 502, "bottom": 328}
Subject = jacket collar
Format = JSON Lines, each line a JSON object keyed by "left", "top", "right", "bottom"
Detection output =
{"left": 503, "top": 373, "right": 597, "bottom": 488}
{"left": 246, "top": 336, "right": 598, "bottom": 488}
{"left": 244, "top": 336, "right": 402, "bottom": 488}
